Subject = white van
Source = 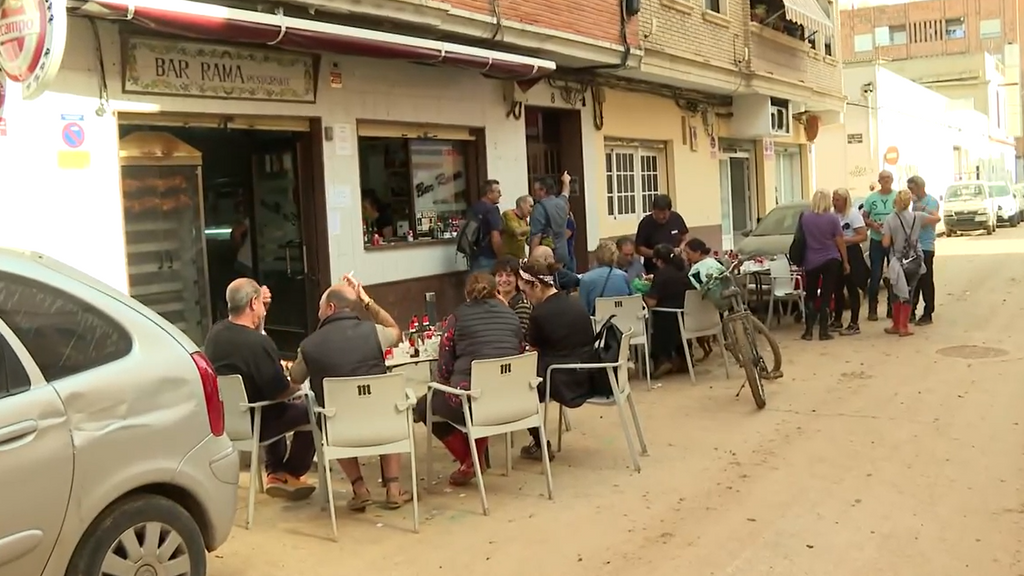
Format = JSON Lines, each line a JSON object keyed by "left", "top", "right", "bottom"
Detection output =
{"left": 942, "top": 181, "right": 998, "bottom": 236}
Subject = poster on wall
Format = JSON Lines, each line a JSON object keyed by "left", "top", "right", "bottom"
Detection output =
{"left": 409, "top": 141, "right": 466, "bottom": 213}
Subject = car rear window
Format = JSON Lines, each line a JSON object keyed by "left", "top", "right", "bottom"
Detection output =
{"left": 990, "top": 184, "right": 1011, "bottom": 197}
{"left": 0, "top": 271, "right": 133, "bottom": 382}
{"left": 751, "top": 204, "right": 807, "bottom": 236}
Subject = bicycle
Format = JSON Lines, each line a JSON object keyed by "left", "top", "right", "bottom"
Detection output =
{"left": 698, "top": 258, "right": 783, "bottom": 410}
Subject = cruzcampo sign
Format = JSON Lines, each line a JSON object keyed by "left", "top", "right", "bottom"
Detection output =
{"left": 0, "top": 0, "right": 68, "bottom": 100}
{"left": 122, "top": 36, "right": 317, "bottom": 103}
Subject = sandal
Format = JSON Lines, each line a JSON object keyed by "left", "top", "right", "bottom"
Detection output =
{"left": 382, "top": 476, "right": 413, "bottom": 510}
{"left": 346, "top": 476, "right": 373, "bottom": 512}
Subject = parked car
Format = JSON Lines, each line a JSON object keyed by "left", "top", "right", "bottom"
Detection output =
{"left": 943, "top": 181, "right": 998, "bottom": 236}
{"left": 0, "top": 248, "right": 238, "bottom": 576}
{"left": 1013, "top": 184, "right": 1024, "bottom": 223}
{"left": 988, "top": 181, "right": 1020, "bottom": 227}
{"left": 736, "top": 200, "right": 870, "bottom": 259}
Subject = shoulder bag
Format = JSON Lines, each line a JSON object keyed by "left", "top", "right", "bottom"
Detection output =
{"left": 897, "top": 214, "right": 922, "bottom": 277}
{"left": 787, "top": 212, "right": 807, "bottom": 267}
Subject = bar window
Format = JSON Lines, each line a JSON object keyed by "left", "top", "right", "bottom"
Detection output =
{"left": 357, "top": 126, "right": 480, "bottom": 247}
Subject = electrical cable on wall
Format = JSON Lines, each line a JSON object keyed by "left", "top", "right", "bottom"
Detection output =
{"left": 89, "top": 19, "right": 111, "bottom": 116}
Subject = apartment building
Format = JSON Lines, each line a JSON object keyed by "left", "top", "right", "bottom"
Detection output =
{"left": 2, "top": 0, "right": 844, "bottom": 341}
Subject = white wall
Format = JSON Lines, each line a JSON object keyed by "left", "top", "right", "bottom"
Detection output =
{"left": 0, "top": 17, "right": 599, "bottom": 290}
{"left": 814, "top": 64, "right": 1009, "bottom": 198}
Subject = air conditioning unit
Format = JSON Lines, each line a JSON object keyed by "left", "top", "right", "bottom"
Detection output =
{"left": 770, "top": 104, "right": 791, "bottom": 135}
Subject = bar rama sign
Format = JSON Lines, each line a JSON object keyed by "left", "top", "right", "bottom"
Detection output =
{"left": 122, "top": 36, "right": 317, "bottom": 103}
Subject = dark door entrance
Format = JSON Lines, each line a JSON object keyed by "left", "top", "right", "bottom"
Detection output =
{"left": 524, "top": 106, "right": 589, "bottom": 271}
{"left": 117, "top": 116, "right": 327, "bottom": 357}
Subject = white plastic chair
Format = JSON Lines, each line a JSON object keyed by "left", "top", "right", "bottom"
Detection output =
{"left": 317, "top": 372, "right": 420, "bottom": 539}
{"left": 219, "top": 375, "right": 328, "bottom": 530}
{"left": 546, "top": 328, "right": 649, "bottom": 473}
{"left": 767, "top": 257, "right": 804, "bottom": 327}
{"left": 425, "top": 352, "right": 553, "bottom": 516}
{"left": 594, "top": 295, "right": 651, "bottom": 391}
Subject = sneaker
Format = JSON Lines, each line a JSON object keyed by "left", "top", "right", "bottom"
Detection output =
{"left": 909, "top": 312, "right": 918, "bottom": 323}
{"left": 828, "top": 320, "right": 843, "bottom": 330}
{"left": 839, "top": 324, "right": 860, "bottom": 336}
{"left": 265, "top": 473, "right": 316, "bottom": 501}
{"left": 915, "top": 315, "right": 933, "bottom": 326}
{"left": 520, "top": 441, "right": 555, "bottom": 462}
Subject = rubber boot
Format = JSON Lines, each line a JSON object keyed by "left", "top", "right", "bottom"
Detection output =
{"left": 474, "top": 437, "right": 490, "bottom": 471}
{"left": 898, "top": 301, "right": 915, "bottom": 337}
{"left": 867, "top": 298, "right": 879, "bottom": 322}
{"left": 818, "top": 305, "right": 834, "bottom": 340}
{"left": 884, "top": 302, "right": 902, "bottom": 335}
{"left": 801, "top": 304, "right": 816, "bottom": 341}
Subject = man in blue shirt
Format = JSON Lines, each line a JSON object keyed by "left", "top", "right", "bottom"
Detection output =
{"left": 469, "top": 179, "right": 504, "bottom": 272}
{"left": 529, "top": 173, "right": 573, "bottom": 271}
{"left": 861, "top": 170, "right": 896, "bottom": 321}
{"left": 908, "top": 175, "right": 941, "bottom": 325}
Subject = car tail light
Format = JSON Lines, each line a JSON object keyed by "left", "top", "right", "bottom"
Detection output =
{"left": 191, "top": 352, "right": 225, "bottom": 437}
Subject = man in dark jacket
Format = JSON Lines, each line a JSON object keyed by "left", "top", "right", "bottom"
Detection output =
{"left": 289, "top": 275, "right": 410, "bottom": 510}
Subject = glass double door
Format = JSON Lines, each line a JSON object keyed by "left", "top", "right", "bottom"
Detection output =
{"left": 719, "top": 155, "right": 753, "bottom": 251}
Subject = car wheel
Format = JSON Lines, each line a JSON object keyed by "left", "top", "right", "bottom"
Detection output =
{"left": 1012, "top": 215, "right": 1020, "bottom": 228}
{"left": 64, "top": 494, "right": 206, "bottom": 576}
{"left": 947, "top": 228, "right": 958, "bottom": 237}
{"left": 987, "top": 221, "right": 995, "bottom": 235}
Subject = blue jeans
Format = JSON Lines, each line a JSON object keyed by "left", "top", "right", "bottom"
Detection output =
{"left": 867, "top": 238, "right": 889, "bottom": 304}
{"left": 469, "top": 256, "right": 497, "bottom": 274}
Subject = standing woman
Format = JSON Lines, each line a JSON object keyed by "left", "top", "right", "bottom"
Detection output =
{"left": 831, "top": 188, "right": 869, "bottom": 335}
{"left": 881, "top": 189, "right": 925, "bottom": 337}
{"left": 799, "top": 189, "right": 850, "bottom": 341}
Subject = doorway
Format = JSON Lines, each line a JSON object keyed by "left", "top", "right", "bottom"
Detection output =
{"left": 718, "top": 152, "right": 753, "bottom": 251}
{"left": 117, "top": 115, "right": 328, "bottom": 356}
{"left": 524, "top": 106, "right": 589, "bottom": 270}
{"left": 774, "top": 146, "right": 804, "bottom": 204}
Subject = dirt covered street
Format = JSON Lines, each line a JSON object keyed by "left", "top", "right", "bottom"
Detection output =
{"left": 210, "top": 229, "right": 1024, "bottom": 576}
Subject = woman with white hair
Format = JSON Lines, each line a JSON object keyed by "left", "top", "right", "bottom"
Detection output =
{"left": 798, "top": 189, "right": 850, "bottom": 341}
{"left": 831, "top": 187, "right": 869, "bottom": 335}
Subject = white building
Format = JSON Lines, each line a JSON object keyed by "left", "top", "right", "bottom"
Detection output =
{"left": 814, "top": 63, "right": 1015, "bottom": 198}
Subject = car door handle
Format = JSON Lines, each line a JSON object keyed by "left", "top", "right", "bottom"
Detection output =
{"left": 0, "top": 421, "right": 38, "bottom": 450}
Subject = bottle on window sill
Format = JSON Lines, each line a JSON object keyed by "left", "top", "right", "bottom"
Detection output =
{"left": 406, "top": 230, "right": 414, "bottom": 242}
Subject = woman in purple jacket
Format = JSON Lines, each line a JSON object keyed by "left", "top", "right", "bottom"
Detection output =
{"left": 799, "top": 189, "right": 850, "bottom": 341}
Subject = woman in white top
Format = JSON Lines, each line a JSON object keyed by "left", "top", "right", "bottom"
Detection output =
{"left": 831, "top": 188, "right": 869, "bottom": 335}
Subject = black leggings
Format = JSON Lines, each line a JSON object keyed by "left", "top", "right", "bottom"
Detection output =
{"left": 833, "top": 273, "right": 861, "bottom": 325}
{"left": 805, "top": 259, "right": 841, "bottom": 317}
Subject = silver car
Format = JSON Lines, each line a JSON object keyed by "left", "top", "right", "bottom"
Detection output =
{"left": 736, "top": 200, "right": 870, "bottom": 259}
{"left": 0, "top": 249, "right": 238, "bottom": 576}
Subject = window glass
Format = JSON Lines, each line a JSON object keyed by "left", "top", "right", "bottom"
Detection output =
{"left": 980, "top": 19, "right": 1001, "bottom": 39}
{"left": 946, "top": 18, "right": 965, "bottom": 39}
{"left": 0, "top": 272, "right": 133, "bottom": 381}
{"left": 357, "top": 137, "right": 470, "bottom": 245}
{"left": 874, "top": 26, "right": 890, "bottom": 46}
{"left": 0, "top": 332, "right": 31, "bottom": 398}
{"left": 853, "top": 33, "right": 873, "bottom": 52}
{"left": 945, "top": 184, "right": 986, "bottom": 201}
{"left": 990, "top": 184, "right": 1011, "bottom": 198}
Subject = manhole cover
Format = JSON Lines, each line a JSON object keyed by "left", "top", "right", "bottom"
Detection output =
{"left": 936, "top": 345, "right": 1009, "bottom": 360}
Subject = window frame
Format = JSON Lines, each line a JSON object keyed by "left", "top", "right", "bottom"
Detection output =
{"left": 0, "top": 318, "right": 46, "bottom": 399}
{"left": 355, "top": 124, "right": 485, "bottom": 247}
{"left": 945, "top": 18, "right": 965, "bottom": 39}
{"left": 889, "top": 25, "right": 908, "bottom": 45}
{"left": 704, "top": 0, "right": 724, "bottom": 15}
{"left": 603, "top": 143, "right": 667, "bottom": 219}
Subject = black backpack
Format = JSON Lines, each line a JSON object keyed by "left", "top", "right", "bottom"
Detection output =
{"left": 455, "top": 209, "right": 482, "bottom": 260}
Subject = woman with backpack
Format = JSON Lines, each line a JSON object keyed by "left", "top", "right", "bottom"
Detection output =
{"left": 881, "top": 189, "right": 925, "bottom": 337}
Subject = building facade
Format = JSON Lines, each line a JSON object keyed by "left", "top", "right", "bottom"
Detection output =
{"left": 839, "top": 0, "right": 1024, "bottom": 155}
{"left": 814, "top": 63, "right": 1014, "bottom": 202}
{"left": 0, "top": 0, "right": 845, "bottom": 354}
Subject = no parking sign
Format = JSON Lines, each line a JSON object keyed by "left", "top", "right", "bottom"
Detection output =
{"left": 57, "top": 113, "right": 89, "bottom": 169}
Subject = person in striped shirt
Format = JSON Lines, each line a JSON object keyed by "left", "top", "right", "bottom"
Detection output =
{"left": 492, "top": 256, "right": 532, "bottom": 336}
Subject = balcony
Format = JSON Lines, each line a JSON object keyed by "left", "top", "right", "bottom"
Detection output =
{"left": 748, "top": 0, "right": 841, "bottom": 95}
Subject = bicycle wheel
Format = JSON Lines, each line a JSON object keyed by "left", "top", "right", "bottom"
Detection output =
{"left": 734, "top": 319, "right": 767, "bottom": 409}
{"left": 749, "top": 316, "right": 782, "bottom": 375}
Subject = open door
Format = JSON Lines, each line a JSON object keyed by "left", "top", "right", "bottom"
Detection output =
{"left": 250, "top": 133, "right": 314, "bottom": 355}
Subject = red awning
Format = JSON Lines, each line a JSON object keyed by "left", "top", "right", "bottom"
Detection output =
{"left": 76, "top": 0, "right": 556, "bottom": 80}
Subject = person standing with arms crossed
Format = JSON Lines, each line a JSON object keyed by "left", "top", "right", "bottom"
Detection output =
{"left": 862, "top": 170, "right": 896, "bottom": 321}
{"left": 907, "top": 176, "right": 941, "bottom": 325}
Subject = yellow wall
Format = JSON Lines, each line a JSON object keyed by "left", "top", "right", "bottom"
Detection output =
{"left": 594, "top": 89, "right": 719, "bottom": 239}
{"left": 593, "top": 88, "right": 810, "bottom": 242}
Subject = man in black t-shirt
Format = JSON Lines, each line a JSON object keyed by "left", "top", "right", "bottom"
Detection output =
{"left": 468, "top": 179, "right": 504, "bottom": 272}
{"left": 204, "top": 278, "right": 316, "bottom": 501}
{"left": 634, "top": 194, "right": 689, "bottom": 275}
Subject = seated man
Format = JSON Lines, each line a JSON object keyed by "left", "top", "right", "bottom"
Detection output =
{"left": 289, "top": 275, "right": 410, "bottom": 511}
{"left": 205, "top": 278, "right": 315, "bottom": 500}
{"left": 528, "top": 244, "right": 579, "bottom": 292}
